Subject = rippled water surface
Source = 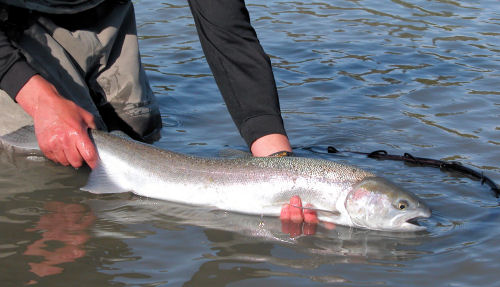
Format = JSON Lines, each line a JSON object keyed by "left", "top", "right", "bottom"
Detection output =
{"left": 1, "top": 0, "right": 500, "bottom": 286}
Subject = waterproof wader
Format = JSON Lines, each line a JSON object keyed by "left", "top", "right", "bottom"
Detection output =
{"left": 0, "top": 0, "right": 162, "bottom": 142}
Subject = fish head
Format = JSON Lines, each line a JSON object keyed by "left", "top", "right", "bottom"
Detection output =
{"left": 344, "top": 177, "right": 431, "bottom": 232}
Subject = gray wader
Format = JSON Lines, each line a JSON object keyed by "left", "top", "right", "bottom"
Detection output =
{"left": 0, "top": 1, "right": 162, "bottom": 142}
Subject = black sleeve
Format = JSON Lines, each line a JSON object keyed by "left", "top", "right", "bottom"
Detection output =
{"left": 187, "top": 0, "right": 287, "bottom": 147}
{"left": 0, "top": 27, "right": 38, "bottom": 101}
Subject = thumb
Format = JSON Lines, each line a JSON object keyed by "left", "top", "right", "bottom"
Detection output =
{"left": 81, "top": 109, "right": 97, "bottom": 129}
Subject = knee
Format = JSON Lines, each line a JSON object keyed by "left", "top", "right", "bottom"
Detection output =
{"left": 98, "top": 102, "right": 162, "bottom": 143}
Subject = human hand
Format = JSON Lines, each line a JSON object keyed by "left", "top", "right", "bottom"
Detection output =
{"left": 280, "top": 195, "right": 320, "bottom": 237}
{"left": 16, "top": 75, "right": 98, "bottom": 169}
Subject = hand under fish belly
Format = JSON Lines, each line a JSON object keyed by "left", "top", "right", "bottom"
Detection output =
{"left": 280, "top": 196, "right": 322, "bottom": 237}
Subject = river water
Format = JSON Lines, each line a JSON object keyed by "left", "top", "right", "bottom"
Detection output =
{"left": 1, "top": 0, "right": 499, "bottom": 286}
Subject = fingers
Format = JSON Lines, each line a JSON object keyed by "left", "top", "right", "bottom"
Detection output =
{"left": 81, "top": 109, "right": 96, "bottom": 129}
{"left": 55, "top": 148, "right": 70, "bottom": 166}
{"left": 302, "top": 222, "right": 317, "bottom": 235}
{"left": 64, "top": 130, "right": 97, "bottom": 169}
{"left": 280, "top": 203, "right": 291, "bottom": 220}
{"left": 63, "top": 141, "right": 84, "bottom": 168}
{"left": 40, "top": 134, "right": 79, "bottom": 168}
{"left": 71, "top": 109, "right": 97, "bottom": 168}
{"left": 38, "top": 133, "right": 70, "bottom": 167}
{"left": 289, "top": 196, "right": 304, "bottom": 223}
{"left": 280, "top": 204, "right": 302, "bottom": 237}
{"left": 280, "top": 196, "right": 319, "bottom": 237}
{"left": 303, "top": 204, "right": 319, "bottom": 224}
{"left": 281, "top": 216, "right": 303, "bottom": 237}
{"left": 42, "top": 148, "right": 63, "bottom": 166}
{"left": 38, "top": 127, "right": 96, "bottom": 169}
{"left": 75, "top": 132, "right": 98, "bottom": 169}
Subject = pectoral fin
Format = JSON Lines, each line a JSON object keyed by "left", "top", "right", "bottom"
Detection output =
{"left": 81, "top": 162, "right": 130, "bottom": 194}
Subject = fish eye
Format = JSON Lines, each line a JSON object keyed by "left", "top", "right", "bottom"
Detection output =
{"left": 397, "top": 200, "right": 409, "bottom": 210}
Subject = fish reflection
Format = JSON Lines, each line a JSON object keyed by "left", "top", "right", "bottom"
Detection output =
{"left": 24, "top": 202, "right": 95, "bottom": 278}
{"left": 88, "top": 197, "right": 430, "bottom": 261}
{"left": 86, "top": 197, "right": 431, "bottom": 285}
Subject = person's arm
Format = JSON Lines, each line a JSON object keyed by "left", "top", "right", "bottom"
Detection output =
{"left": 0, "top": 27, "right": 98, "bottom": 168}
{"left": 187, "top": 0, "right": 291, "bottom": 156}
{"left": 187, "top": 2, "right": 318, "bottom": 230}
{"left": 0, "top": 27, "right": 37, "bottom": 100}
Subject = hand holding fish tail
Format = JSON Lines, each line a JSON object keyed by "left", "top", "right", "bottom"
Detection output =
{"left": 16, "top": 75, "right": 98, "bottom": 169}
{"left": 280, "top": 195, "right": 320, "bottom": 237}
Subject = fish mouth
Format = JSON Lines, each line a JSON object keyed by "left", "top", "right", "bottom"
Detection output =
{"left": 398, "top": 209, "right": 431, "bottom": 232}
{"left": 401, "top": 218, "right": 426, "bottom": 231}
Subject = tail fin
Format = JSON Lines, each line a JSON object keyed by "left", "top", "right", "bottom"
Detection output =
{"left": 0, "top": 125, "right": 43, "bottom": 156}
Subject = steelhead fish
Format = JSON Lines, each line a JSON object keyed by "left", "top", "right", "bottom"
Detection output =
{"left": 0, "top": 126, "right": 431, "bottom": 231}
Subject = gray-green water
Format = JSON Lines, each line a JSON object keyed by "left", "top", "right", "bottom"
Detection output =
{"left": 2, "top": 0, "right": 500, "bottom": 286}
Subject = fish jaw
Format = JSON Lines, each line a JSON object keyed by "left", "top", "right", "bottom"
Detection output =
{"left": 344, "top": 177, "right": 431, "bottom": 232}
{"left": 391, "top": 206, "right": 431, "bottom": 232}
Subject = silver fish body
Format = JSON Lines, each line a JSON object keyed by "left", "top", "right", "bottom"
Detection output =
{"left": 83, "top": 130, "right": 430, "bottom": 231}
{"left": 0, "top": 126, "right": 431, "bottom": 231}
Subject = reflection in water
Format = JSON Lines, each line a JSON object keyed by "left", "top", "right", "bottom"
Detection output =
{"left": 24, "top": 202, "right": 95, "bottom": 279}
{"left": 90, "top": 198, "right": 428, "bottom": 255}
{"left": 86, "top": 197, "right": 431, "bottom": 284}
{"left": 281, "top": 220, "right": 318, "bottom": 237}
